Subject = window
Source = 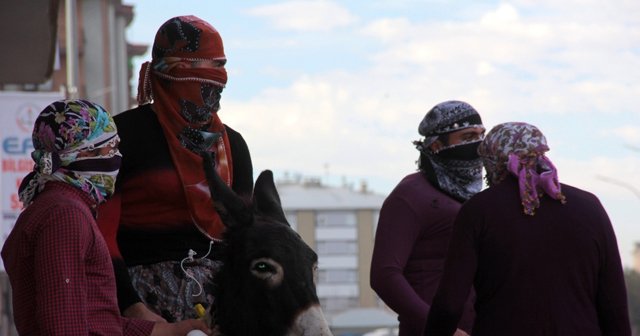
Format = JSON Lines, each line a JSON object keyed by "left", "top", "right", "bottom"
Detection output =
{"left": 316, "top": 227, "right": 357, "bottom": 241}
{"left": 317, "top": 284, "right": 359, "bottom": 297}
{"left": 317, "top": 241, "right": 357, "bottom": 255}
{"left": 320, "top": 297, "right": 360, "bottom": 314}
{"left": 316, "top": 211, "right": 356, "bottom": 227}
{"left": 318, "top": 255, "right": 358, "bottom": 269}
{"left": 318, "top": 269, "right": 357, "bottom": 283}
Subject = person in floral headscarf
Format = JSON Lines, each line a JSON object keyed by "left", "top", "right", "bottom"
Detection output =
{"left": 425, "top": 122, "right": 631, "bottom": 336}
{"left": 1, "top": 99, "right": 209, "bottom": 336}
{"left": 96, "top": 16, "right": 253, "bottom": 323}
{"left": 371, "top": 100, "right": 485, "bottom": 336}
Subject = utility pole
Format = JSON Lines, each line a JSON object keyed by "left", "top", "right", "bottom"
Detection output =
{"left": 65, "top": 0, "right": 79, "bottom": 99}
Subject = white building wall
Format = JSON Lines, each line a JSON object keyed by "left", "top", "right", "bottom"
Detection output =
{"left": 278, "top": 183, "right": 386, "bottom": 318}
{"left": 315, "top": 210, "right": 360, "bottom": 315}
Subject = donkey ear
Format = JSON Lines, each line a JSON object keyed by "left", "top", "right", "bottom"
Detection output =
{"left": 253, "top": 170, "right": 289, "bottom": 225}
{"left": 201, "top": 151, "right": 252, "bottom": 228}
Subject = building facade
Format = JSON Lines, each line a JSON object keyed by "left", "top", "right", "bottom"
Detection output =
{"left": 0, "top": 2, "right": 144, "bottom": 334}
{"left": 0, "top": 0, "right": 146, "bottom": 113}
{"left": 276, "top": 176, "right": 388, "bottom": 319}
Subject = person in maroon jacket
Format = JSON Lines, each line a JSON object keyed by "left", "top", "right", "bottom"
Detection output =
{"left": 370, "top": 100, "right": 485, "bottom": 336}
{"left": 425, "top": 122, "right": 631, "bottom": 336}
{"left": 1, "top": 99, "right": 209, "bottom": 336}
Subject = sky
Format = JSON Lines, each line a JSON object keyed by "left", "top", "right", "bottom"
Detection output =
{"left": 124, "top": 0, "right": 640, "bottom": 267}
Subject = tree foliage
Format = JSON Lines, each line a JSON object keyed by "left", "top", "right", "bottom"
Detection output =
{"left": 625, "top": 269, "right": 640, "bottom": 335}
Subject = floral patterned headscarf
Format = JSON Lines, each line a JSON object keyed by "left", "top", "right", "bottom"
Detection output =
{"left": 18, "top": 99, "right": 121, "bottom": 207}
{"left": 136, "top": 15, "right": 233, "bottom": 240}
{"left": 478, "top": 122, "right": 566, "bottom": 215}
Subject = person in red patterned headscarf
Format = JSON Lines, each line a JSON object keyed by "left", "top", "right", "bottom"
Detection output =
{"left": 97, "top": 15, "right": 253, "bottom": 323}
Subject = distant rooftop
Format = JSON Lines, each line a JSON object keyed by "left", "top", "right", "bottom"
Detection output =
{"left": 276, "top": 176, "right": 386, "bottom": 211}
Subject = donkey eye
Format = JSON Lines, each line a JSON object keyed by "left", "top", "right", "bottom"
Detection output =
{"left": 253, "top": 261, "right": 275, "bottom": 273}
{"left": 250, "top": 258, "right": 284, "bottom": 287}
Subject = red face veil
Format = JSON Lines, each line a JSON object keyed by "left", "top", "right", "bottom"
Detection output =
{"left": 137, "top": 15, "right": 233, "bottom": 239}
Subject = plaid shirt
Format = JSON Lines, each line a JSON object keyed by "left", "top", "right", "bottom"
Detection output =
{"left": 1, "top": 182, "right": 154, "bottom": 335}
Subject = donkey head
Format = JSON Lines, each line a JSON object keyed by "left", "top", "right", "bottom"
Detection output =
{"left": 202, "top": 154, "right": 332, "bottom": 336}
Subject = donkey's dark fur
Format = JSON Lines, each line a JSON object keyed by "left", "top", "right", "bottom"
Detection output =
{"left": 202, "top": 153, "right": 325, "bottom": 336}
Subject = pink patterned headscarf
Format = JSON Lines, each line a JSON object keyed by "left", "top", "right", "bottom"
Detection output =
{"left": 478, "top": 122, "right": 566, "bottom": 216}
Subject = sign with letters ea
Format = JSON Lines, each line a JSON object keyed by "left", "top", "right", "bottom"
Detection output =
{"left": 0, "top": 91, "right": 63, "bottom": 270}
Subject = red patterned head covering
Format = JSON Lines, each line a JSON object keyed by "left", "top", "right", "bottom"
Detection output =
{"left": 478, "top": 122, "right": 566, "bottom": 216}
{"left": 137, "top": 15, "right": 233, "bottom": 239}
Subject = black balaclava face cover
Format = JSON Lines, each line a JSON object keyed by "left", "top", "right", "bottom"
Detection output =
{"left": 414, "top": 100, "right": 484, "bottom": 202}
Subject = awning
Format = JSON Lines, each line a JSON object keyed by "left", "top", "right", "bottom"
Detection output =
{"left": 0, "top": 0, "right": 60, "bottom": 84}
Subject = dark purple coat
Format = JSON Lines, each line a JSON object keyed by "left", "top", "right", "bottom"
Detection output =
{"left": 370, "top": 172, "right": 475, "bottom": 335}
{"left": 425, "top": 177, "right": 631, "bottom": 336}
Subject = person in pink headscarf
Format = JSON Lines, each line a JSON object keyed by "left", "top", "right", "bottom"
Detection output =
{"left": 424, "top": 122, "right": 631, "bottom": 336}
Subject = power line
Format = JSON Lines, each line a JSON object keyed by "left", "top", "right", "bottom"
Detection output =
{"left": 595, "top": 175, "right": 640, "bottom": 200}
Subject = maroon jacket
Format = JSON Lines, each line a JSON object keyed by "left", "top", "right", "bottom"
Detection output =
{"left": 426, "top": 177, "right": 631, "bottom": 336}
{"left": 370, "top": 172, "right": 475, "bottom": 335}
{"left": 2, "top": 182, "right": 154, "bottom": 335}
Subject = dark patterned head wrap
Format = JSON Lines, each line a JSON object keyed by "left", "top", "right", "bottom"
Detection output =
{"left": 19, "top": 99, "right": 121, "bottom": 206}
{"left": 136, "top": 15, "right": 233, "bottom": 240}
{"left": 414, "top": 100, "right": 485, "bottom": 201}
{"left": 478, "top": 122, "right": 566, "bottom": 215}
{"left": 418, "top": 100, "right": 484, "bottom": 146}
